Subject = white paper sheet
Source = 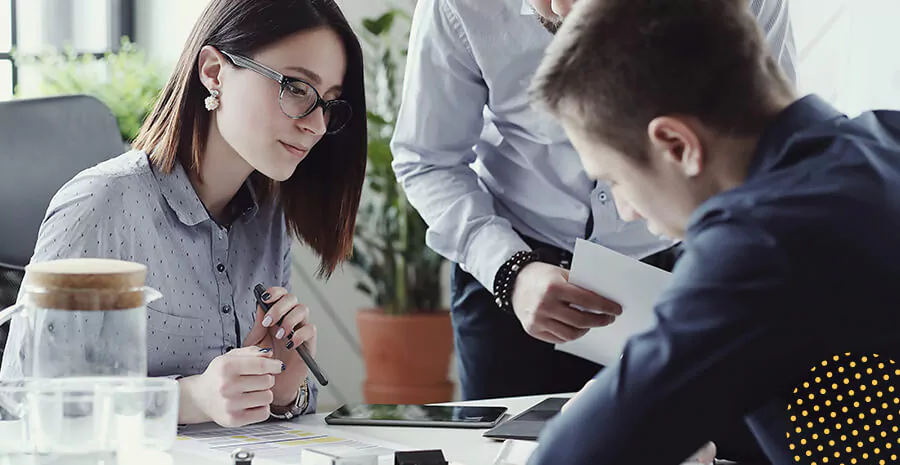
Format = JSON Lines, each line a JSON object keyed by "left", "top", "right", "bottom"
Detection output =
{"left": 556, "top": 239, "right": 672, "bottom": 365}
{"left": 173, "top": 421, "right": 409, "bottom": 464}
{"left": 492, "top": 439, "right": 538, "bottom": 465}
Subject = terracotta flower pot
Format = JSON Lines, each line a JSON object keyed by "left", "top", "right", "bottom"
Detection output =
{"left": 357, "top": 308, "right": 454, "bottom": 404}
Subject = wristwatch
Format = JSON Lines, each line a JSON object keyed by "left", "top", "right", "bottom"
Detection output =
{"left": 269, "top": 379, "right": 310, "bottom": 420}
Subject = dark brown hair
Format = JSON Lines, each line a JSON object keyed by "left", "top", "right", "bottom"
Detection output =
{"left": 531, "top": 0, "right": 793, "bottom": 159}
{"left": 133, "top": 0, "right": 366, "bottom": 277}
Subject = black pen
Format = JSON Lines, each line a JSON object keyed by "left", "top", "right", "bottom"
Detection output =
{"left": 253, "top": 283, "right": 329, "bottom": 386}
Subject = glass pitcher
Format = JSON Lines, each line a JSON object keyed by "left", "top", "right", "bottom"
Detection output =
{"left": 0, "top": 258, "right": 161, "bottom": 378}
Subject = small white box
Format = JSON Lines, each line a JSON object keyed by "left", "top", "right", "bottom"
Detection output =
{"left": 300, "top": 447, "right": 380, "bottom": 465}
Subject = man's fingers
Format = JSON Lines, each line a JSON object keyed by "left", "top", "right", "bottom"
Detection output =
{"left": 539, "top": 316, "right": 589, "bottom": 342}
{"left": 532, "top": 330, "right": 567, "bottom": 344}
{"left": 552, "top": 304, "right": 617, "bottom": 329}
{"left": 552, "top": 282, "right": 622, "bottom": 316}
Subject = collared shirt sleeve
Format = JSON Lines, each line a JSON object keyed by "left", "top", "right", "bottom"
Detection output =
{"left": 303, "top": 377, "right": 319, "bottom": 415}
{"left": 527, "top": 216, "right": 814, "bottom": 465}
{"left": 391, "top": 0, "right": 530, "bottom": 291}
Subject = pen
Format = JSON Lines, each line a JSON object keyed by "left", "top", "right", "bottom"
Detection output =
{"left": 253, "top": 283, "right": 329, "bottom": 386}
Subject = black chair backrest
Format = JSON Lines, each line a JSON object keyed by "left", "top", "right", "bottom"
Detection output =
{"left": 0, "top": 95, "right": 123, "bottom": 271}
{"left": 0, "top": 95, "right": 123, "bottom": 358}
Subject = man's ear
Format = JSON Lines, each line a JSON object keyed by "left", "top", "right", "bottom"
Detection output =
{"left": 647, "top": 116, "right": 703, "bottom": 177}
{"left": 197, "top": 45, "right": 227, "bottom": 92}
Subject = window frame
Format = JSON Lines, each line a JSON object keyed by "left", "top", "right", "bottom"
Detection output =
{"left": 0, "top": 0, "right": 17, "bottom": 92}
{"left": 1, "top": 0, "right": 136, "bottom": 98}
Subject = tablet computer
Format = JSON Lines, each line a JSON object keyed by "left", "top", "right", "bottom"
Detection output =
{"left": 324, "top": 404, "right": 508, "bottom": 429}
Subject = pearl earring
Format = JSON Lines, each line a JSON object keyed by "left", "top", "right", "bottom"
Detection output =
{"left": 204, "top": 89, "right": 220, "bottom": 111}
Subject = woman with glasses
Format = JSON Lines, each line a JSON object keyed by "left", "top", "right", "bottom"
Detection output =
{"left": 0, "top": 0, "right": 365, "bottom": 427}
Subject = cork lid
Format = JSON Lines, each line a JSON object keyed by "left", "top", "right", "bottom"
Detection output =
{"left": 23, "top": 259, "right": 149, "bottom": 311}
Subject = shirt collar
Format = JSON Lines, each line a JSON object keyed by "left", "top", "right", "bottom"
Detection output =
{"left": 152, "top": 156, "right": 260, "bottom": 227}
{"left": 233, "top": 177, "right": 261, "bottom": 223}
{"left": 747, "top": 94, "right": 847, "bottom": 180}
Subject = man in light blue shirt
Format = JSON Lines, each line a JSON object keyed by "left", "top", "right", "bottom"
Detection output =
{"left": 392, "top": 0, "right": 794, "bottom": 407}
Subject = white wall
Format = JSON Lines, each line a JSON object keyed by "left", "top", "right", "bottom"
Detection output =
{"left": 134, "top": 0, "right": 456, "bottom": 411}
{"left": 790, "top": 0, "right": 900, "bottom": 115}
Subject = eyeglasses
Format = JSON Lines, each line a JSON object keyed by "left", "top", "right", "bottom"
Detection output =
{"left": 220, "top": 50, "right": 352, "bottom": 134}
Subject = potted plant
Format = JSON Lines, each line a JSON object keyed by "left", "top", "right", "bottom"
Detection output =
{"left": 14, "top": 37, "right": 164, "bottom": 143}
{"left": 350, "top": 10, "right": 454, "bottom": 404}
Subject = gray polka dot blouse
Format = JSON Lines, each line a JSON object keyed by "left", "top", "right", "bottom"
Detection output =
{"left": 0, "top": 150, "right": 317, "bottom": 412}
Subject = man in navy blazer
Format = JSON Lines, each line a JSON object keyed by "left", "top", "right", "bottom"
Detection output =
{"left": 525, "top": 0, "right": 900, "bottom": 463}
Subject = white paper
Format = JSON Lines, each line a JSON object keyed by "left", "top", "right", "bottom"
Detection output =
{"left": 556, "top": 239, "right": 672, "bottom": 365}
{"left": 173, "top": 421, "right": 408, "bottom": 465}
{"left": 492, "top": 439, "right": 538, "bottom": 465}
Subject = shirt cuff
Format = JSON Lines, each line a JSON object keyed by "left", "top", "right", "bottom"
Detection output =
{"left": 303, "top": 379, "right": 318, "bottom": 414}
{"left": 461, "top": 224, "right": 531, "bottom": 292}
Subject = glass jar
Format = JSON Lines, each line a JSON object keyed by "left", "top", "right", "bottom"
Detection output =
{"left": 0, "top": 258, "right": 160, "bottom": 378}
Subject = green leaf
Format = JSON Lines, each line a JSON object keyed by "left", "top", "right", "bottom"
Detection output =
{"left": 362, "top": 12, "right": 396, "bottom": 36}
{"left": 367, "top": 139, "right": 394, "bottom": 167}
{"left": 366, "top": 111, "right": 391, "bottom": 127}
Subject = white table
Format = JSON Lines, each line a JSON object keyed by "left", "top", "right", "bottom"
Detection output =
{"left": 171, "top": 394, "right": 568, "bottom": 465}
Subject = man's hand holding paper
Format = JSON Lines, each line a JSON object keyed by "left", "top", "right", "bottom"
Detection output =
{"left": 511, "top": 262, "right": 622, "bottom": 344}
{"left": 557, "top": 239, "right": 673, "bottom": 365}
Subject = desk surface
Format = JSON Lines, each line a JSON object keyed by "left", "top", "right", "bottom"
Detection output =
{"left": 172, "top": 394, "right": 567, "bottom": 465}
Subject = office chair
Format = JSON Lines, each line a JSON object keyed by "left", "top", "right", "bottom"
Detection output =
{"left": 0, "top": 95, "right": 124, "bottom": 360}
{"left": 788, "top": 353, "right": 900, "bottom": 465}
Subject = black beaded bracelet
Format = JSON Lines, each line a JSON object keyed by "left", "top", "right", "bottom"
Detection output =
{"left": 492, "top": 250, "right": 540, "bottom": 313}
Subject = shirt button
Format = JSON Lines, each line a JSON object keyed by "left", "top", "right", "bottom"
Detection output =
{"left": 598, "top": 191, "right": 609, "bottom": 202}
{"left": 217, "top": 263, "right": 225, "bottom": 273}
{"left": 222, "top": 305, "right": 231, "bottom": 314}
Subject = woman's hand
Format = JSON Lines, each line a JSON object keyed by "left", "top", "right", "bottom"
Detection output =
{"left": 177, "top": 346, "right": 284, "bottom": 427}
{"left": 243, "top": 286, "right": 318, "bottom": 407}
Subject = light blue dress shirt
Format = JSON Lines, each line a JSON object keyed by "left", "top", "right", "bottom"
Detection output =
{"left": 391, "top": 0, "right": 796, "bottom": 290}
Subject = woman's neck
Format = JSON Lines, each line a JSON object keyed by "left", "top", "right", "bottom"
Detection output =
{"left": 190, "top": 123, "right": 254, "bottom": 224}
